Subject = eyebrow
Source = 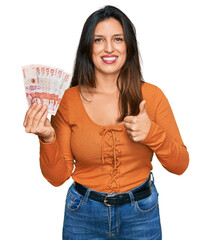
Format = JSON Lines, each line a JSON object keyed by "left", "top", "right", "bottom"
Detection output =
{"left": 94, "top": 34, "right": 124, "bottom": 37}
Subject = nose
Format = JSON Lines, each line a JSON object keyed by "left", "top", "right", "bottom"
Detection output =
{"left": 104, "top": 40, "right": 114, "bottom": 53}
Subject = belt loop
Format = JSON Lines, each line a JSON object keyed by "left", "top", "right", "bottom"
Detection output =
{"left": 82, "top": 187, "right": 91, "bottom": 204}
{"left": 128, "top": 191, "right": 135, "bottom": 206}
{"left": 150, "top": 172, "right": 154, "bottom": 183}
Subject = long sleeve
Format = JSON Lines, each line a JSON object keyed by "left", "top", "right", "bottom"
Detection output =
{"left": 141, "top": 86, "right": 189, "bottom": 175}
{"left": 39, "top": 91, "right": 74, "bottom": 186}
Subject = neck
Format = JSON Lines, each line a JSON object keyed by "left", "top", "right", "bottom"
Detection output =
{"left": 94, "top": 71, "right": 120, "bottom": 94}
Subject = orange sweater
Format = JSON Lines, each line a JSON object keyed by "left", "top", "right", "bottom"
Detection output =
{"left": 39, "top": 82, "right": 189, "bottom": 193}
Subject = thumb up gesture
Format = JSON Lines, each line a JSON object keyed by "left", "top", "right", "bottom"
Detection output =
{"left": 124, "top": 100, "right": 151, "bottom": 142}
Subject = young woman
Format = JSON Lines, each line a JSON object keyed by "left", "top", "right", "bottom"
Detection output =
{"left": 23, "top": 5, "right": 189, "bottom": 240}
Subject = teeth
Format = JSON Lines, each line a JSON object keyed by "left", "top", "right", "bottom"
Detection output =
{"left": 102, "top": 57, "right": 118, "bottom": 60}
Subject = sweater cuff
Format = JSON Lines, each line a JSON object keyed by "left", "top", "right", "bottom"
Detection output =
{"left": 140, "top": 120, "right": 167, "bottom": 149}
{"left": 38, "top": 135, "right": 57, "bottom": 145}
{"left": 38, "top": 135, "right": 60, "bottom": 167}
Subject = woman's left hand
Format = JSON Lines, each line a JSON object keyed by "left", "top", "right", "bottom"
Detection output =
{"left": 124, "top": 100, "right": 151, "bottom": 142}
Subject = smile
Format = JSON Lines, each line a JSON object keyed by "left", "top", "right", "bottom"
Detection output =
{"left": 101, "top": 55, "right": 118, "bottom": 64}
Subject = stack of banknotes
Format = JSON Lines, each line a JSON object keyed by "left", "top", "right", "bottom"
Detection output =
{"left": 22, "top": 64, "right": 71, "bottom": 115}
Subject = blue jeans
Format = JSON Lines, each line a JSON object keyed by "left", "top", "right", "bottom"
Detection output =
{"left": 63, "top": 173, "right": 162, "bottom": 240}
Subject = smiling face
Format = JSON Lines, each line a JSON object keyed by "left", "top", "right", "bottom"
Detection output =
{"left": 92, "top": 18, "right": 127, "bottom": 78}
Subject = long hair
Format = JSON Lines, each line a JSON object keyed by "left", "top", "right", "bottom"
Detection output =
{"left": 71, "top": 5, "right": 144, "bottom": 122}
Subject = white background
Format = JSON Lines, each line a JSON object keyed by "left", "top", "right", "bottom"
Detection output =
{"left": 0, "top": 0, "right": 210, "bottom": 239}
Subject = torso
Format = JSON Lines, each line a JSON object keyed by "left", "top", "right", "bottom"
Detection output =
{"left": 79, "top": 86, "right": 124, "bottom": 126}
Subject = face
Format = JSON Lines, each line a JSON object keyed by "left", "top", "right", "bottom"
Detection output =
{"left": 92, "top": 18, "right": 127, "bottom": 77}
{"left": 31, "top": 97, "right": 42, "bottom": 105}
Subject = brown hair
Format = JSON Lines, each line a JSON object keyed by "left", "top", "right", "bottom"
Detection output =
{"left": 71, "top": 5, "right": 144, "bottom": 122}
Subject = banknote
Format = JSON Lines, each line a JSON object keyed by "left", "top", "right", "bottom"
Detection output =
{"left": 22, "top": 64, "right": 71, "bottom": 115}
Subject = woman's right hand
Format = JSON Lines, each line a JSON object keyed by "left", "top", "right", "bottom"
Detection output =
{"left": 23, "top": 103, "right": 55, "bottom": 143}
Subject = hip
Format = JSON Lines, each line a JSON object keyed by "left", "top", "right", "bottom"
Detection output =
{"left": 63, "top": 172, "right": 162, "bottom": 239}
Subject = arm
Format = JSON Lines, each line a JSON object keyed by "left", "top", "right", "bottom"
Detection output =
{"left": 39, "top": 92, "right": 74, "bottom": 186}
{"left": 141, "top": 87, "right": 189, "bottom": 175}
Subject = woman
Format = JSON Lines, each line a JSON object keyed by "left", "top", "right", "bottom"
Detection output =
{"left": 23, "top": 5, "right": 189, "bottom": 240}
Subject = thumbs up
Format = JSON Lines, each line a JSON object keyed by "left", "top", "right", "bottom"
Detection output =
{"left": 139, "top": 100, "right": 146, "bottom": 115}
{"left": 124, "top": 100, "right": 151, "bottom": 142}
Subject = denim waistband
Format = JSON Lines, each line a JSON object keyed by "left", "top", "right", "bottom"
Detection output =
{"left": 73, "top": 172, "right": 154, "bottom": 197}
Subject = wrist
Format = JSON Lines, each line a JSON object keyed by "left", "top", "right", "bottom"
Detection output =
{"left": 41, "top": 132, "right": 55, "bottom": 143}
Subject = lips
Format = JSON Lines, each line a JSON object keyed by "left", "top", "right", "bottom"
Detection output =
{"left": 101, "top": 55, "right": 118, "bottom": 64}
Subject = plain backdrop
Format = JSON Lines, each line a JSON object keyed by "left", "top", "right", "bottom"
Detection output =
{"left": 1, "top": 0, "right": 210, "bottom": 239}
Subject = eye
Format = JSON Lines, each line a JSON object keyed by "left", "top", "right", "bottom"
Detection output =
{"left": 114, "top": 37, "right": 124, "bottom": 42}
{"left": 94, "top": 38, "right": 103, "bottom": 43}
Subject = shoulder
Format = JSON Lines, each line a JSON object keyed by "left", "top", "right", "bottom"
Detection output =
{"left": 141, "top": 82, "right": 157, "bottom": 94}
{"left": 141, "top": 82, "right": 165, "bottom": 101}
{"left": 63, "top": 85, "right": 78, "bottom": 98}
{"left": 59, "top": 85, "right": 79, "bottom": 111}
{"left": 61, "top": 86, "right": 79, "bottom": 102}
{"left": 141, "top": 82, "right": 170, "bottom": 119}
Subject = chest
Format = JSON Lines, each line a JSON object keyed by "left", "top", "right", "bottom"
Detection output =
{"left": 80, "top": 91, "right": 123, "bottom": 126}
